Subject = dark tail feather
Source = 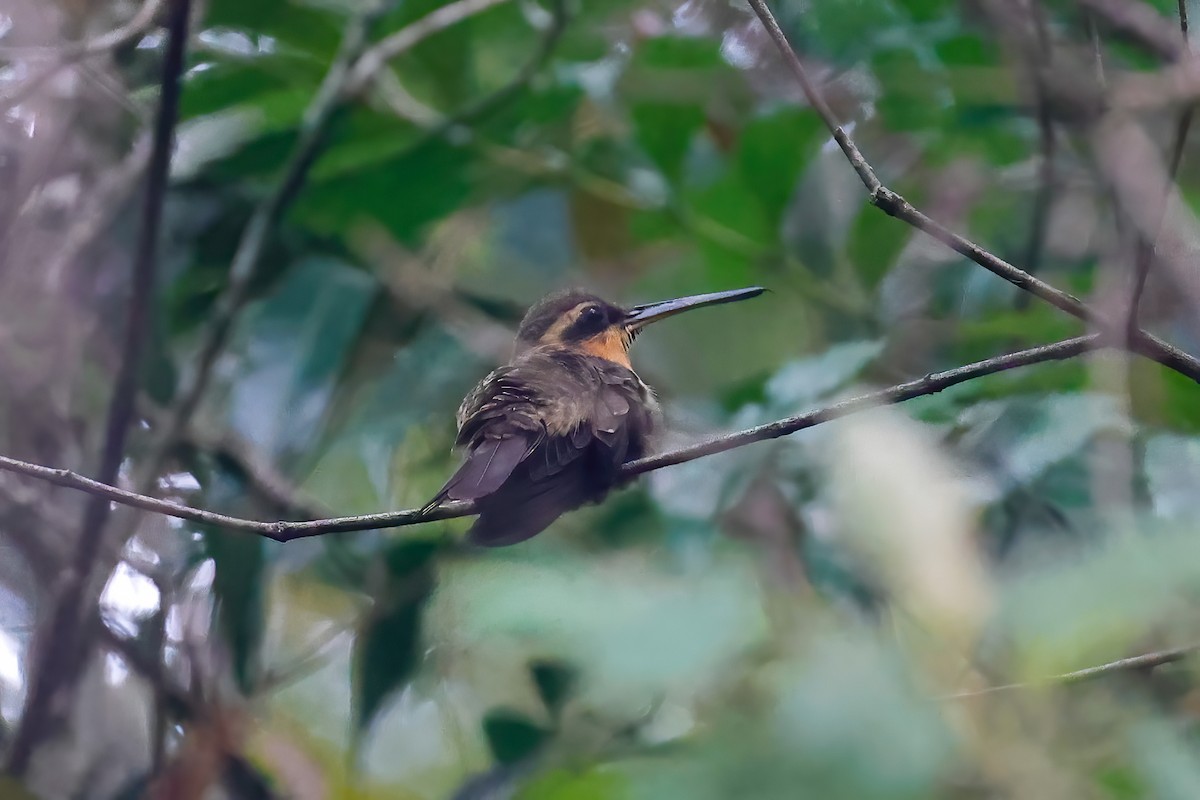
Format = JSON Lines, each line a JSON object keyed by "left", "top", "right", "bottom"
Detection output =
{"left": 467, "top": 465, "right": 596, "bottom": 547}
{"left": 422, "top": 435, "right": 531, "bottom": 514}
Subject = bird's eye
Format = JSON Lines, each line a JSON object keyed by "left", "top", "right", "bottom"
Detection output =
{"left": 580, "top": 305, "right": 603, "bottom": 322}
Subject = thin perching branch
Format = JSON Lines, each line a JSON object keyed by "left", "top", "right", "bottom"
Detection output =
{"left": 744, "top": 0, "right": 1200, "bottom": 385}
{"left": 5, "top": 0, "right": 192, "bottom": 775}
{"left": 0, "top": 334, "right": 1095, "bottom": 542}
{"left": 947, "top": 644, "right": 1198, "bottom": 699}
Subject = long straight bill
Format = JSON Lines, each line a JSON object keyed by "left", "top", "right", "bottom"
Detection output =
{"left": 624, "top": 287, "right": 764, "bottom": 330}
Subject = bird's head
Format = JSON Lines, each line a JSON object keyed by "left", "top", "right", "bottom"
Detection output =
{"left": 515, "top": 286, "right": 764, "bottom": 367}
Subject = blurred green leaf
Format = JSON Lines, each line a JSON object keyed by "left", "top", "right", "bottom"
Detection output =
{"left": 226, "top": 256, "right": 376, "bottom": 459}
{"left": 632, "top": 35, "right": 725, "bottom": 71}
{"left": 204, "top": 0, "right": 344, "bottom": 57}
{"left": 483, "top": 708, "right": 553, "bottom": 765}
{"left": 205, "top": 528, "right": 266, "bottom": 693}
{"left": 737, "top": 107, "right": 824, "bottom": 229}
{"left": 352, "top": 542, "right": 437, "bottom": 738}
{"left": 999, "top": 527, "right": 1200, "bottom": 675}
{"left": 631, "top": 103, "right": 705, "bottom": 184}
{"left": 685, "top": 173, "right": 772, "bottom": 285}
{"left": 296, "top": 137, "right": 476, "bottom": 242}
{"left": 766, "top": 340, "right": 884, "bottom": 410}
{"left": 872, "top": 46, "right": 945, "bottom": 131}
{"left": 846, "top": 208, "right": 911, "bottom": 290}
{"left": 897, "top": 0, "right": 953, "bottom": 23}
{"left": 181, "top": 60, "right": 319, "bottom": 122}
{"left": 530, "top": 659, "right": 578, "bottom": 718}
{"left": 1132, "top": 722, "right": 1200, "bottom": 800}
{"left": 802, "top": 0, "right": 905, "bottom": 61}
{"left": 0, "top": 778, "right": 38, "bottom": 800}
{"left": 1131, "top": 358, "right": 1200, "bottom": 434}
{"left": 517, "top": 767, "right": 626, "bottom": 800}
{"left": 1144, "top": 434, "right": 1200, "bottom": 522}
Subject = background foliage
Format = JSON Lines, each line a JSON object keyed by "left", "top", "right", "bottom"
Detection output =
{"left": 5, "top": 0, "right": 1200, "bottom": 797}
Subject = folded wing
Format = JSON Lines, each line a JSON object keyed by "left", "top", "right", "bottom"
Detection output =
{"left": 426, "top": 351, "right": 654, "bottom": 545}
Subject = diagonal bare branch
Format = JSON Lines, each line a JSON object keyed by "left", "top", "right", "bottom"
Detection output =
{"left": 0, "top": 0, "right": 165, "bottom": 113}
{"left": 947, "top": 644, "right": 1199, "bottom": 699}
{"left": 346, "top": 0, "right": 515, "bottom": 95}
{"left": 1080, "top": 0, "right": 1189, "bottom": 61}
{"left": 744, "top": 0, "right": 1200, "bottom": 384}
{"left": 0, "top": 0, "right": 164, "bottom": 60}
{"left": 1129, "top": 0, "right": 1193, "bottom": 332}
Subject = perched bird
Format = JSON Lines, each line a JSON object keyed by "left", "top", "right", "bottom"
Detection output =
{"left": 424, "top": 286, "right": 764, "bottom": 546}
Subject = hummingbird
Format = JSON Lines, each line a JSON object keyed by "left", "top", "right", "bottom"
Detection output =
{"left": 424, "top": 286, "right": 764, "bottom": 546}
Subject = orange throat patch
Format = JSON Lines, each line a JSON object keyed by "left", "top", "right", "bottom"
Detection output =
{"left": 579, "top": 328, "right": 632, "bottom": 368}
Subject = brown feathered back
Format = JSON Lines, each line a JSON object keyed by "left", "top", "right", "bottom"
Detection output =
{"left": 429, "top": 346, "right": 659, "bottom": 546}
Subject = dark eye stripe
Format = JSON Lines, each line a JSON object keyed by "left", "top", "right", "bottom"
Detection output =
{"left": 564, "top": 304, "right": 608, "bottom": 340}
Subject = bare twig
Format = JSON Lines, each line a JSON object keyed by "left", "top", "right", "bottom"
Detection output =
{"left": 182, "top": 431, "right": 332, "bottom": 520}
{"left": 366, "top": 0, "right": 567, "bottom": 159}
{"left": 345, "top": 0, "right": 515, "bottom": 95}
{"left": 44, "top": 131, "right": 154, "bottom": 291}
{"left": 0, "top": 335, "right": 1095, "bottom": 541}
{"left": 1015, "top": 8, "right": 1059, "bottom": 311}
{"left": 1079, "top": 0, "right": 1188, "bottom": 61}
{"left": 6, "top": 0, "right": 191, "bottom": 775}
{"left": 1128, "top": 0, "right": 1193, "bottom": 332}
{"left": 0, "top": 0, "right": 164, "bottom": 59}
{"left": 947, "top": 645, "right": 1198, "bottom": 699}
{"left": 97, "top": 621, "right": 194, "bottom": 720}
{"left": 0, "top": 0, "right": 165, "bottom": 112}
{"left": 745, "top": 0, "right": 1200, "bottom": 384}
